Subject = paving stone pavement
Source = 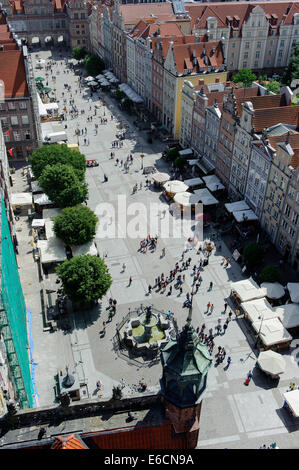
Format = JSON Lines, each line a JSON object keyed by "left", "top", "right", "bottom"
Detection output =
{"left": 11, "top": 47, "right": 299, "bottom": 448}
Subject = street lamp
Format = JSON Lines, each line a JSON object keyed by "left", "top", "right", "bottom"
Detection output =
{"left": 140, "top": 154, "right": 144, "bottom": 170}
{"left": 254, "top": 314, "right": 264, "bottom": 348}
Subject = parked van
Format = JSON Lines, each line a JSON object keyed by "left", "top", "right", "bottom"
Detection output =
{"left": 43, "top": 131, "right": 67, "bottom": 144}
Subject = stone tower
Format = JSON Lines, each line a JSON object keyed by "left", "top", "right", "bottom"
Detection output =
{"left": 160, "top": 302, "right": 212, "bottom": 448}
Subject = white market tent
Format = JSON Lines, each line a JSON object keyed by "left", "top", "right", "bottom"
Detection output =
{"left": 257, "top": 350, "right": 286, "bottom": 377}
{"left": 184, "top": 177, "right": 203, "bottom": 187}
{"left": 31, "top": 181, "right": 43, "bottom": 194}
{"left": 152, "top": 172, "right": 170, "bottom": 184}
{"left": 261, "top": 282, "right": 285, "bottom": 300}
{"left": 283, "top": 390, "right": 299, "bottom": 417}
{"left": 233, "top": 209, "right": 259, "bottom": 223}
{"left": 33, "top": 193, "right": 52, "bottom": 206}
{"left": 173, "top": 192, "right": 201, "bottom": 206}
{"left": 230, "top": 277, "right": 267, "bottom": 303}
{"left": 225, "top": 200, "right": 250, "bottom": 213}
{"left": 119, "top": 83, "right": 143, "bottom": 103}
{"left": 37, "top": 238, "right": 66, "bottom": 264}
{"left": 242, "top": 298, "right": 278, "bottom": 323}
{"left": 45, "top": 219, "right": 55, "bottom": 239}
{"left": 163, "top": 180, "right": 189, "bottom": 194}
{"left": 31, "top": 219, "right": 45, "bottom": 228}
{"left": 72, "top": 241, "right": 98, "bottom": 257}
{"left": 11, "top": 192, "right": 32, "bottom": 207}
{"left": 287, "top": 283, "right": 299, "bottom": 303}
{"left": 252, "top": 317, "right": 292, "bottom": 347}
{"left": 273, "top": 303, "right": 299, "bottom": 329}
{"left": 85, "top": 76, "right": 94, "bottom": 82}
{"left": 193, "top": 188, "right": 219, "bottom": 206}
{"left": 202, "top": 175, "right": 225, "bottom": 192}
{"left": 179, "top": 148, "right": 193, "bottom": 158}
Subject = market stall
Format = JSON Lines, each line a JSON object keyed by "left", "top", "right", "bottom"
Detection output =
{"left": 232, "top": 209, "right": 259, "bottom": 223}
{"left": 37, "top": 238, "right": 66, "bottom": 265}
{"left": 252, "top": 317, "right": 292, "bottom": 350}
{"left": 230, "top": 277, "right": 267, "bottom": 305}
{"left": 225, "top": 200, "right": 250, "bottom": 214}
{"left": 202, "top": 174, "right": 225, "bottom": 192}
{"left": 11, "top": 192, "right": 33, "bottom": 216}
{"left": 152, "top": 172, "right": 170, "bottom": 187}
{"left": 283, "top": 389, "right": 299, "bottom": 417}
{"left": 173, "top": 192, "right": 201, "bottom": 209}
{"left": 183, "top": 177, "right": 204, "bottom": 189}
{"left": 193, "top": 188, "right": 219, "bottom": 206}
{"left": 163, "top": 180, "right": 189, "bottom": 198}
{"left": 242, "top": 297, "right": 278, "bottom": 323}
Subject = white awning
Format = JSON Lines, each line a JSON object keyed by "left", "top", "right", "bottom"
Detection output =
{"left": 230, "top": 277, "right": 267, "bottom": 303}
{"left": 179, "top": 148, "right": 193, "bottom": 157}
{"left": 37, "top": 92, "right": 48, "bottom": 116}
{"left": 119, "top": 83, "right": 143, "bottom": 103}
{"left": 193, "top": 188, "right": 219, "bottom": 205}
{"left": 273, "top": 303, "right": 299, "bottom": 329}
{"left": 257, "top": 350, "right": 286, "bottom": 377}
{"left": 283, "top": 390, "right": 299, "bottom": 417}
{"left": 72, "top": 241, "right": 98, "bottom": 257}
{"left": 31, "top": 219, "right": 45, "bottom": 227}
{"left": 225, "top": 200, "right": 250, "bottom": 213}
{"left": 37, "top": 238, "right": 66, "bottom": 264}
{"left": 33, "top": 193, "right": 52, "bottom": 206}
{"left": 196, "top": 156, "right": 215, "bottom": 174}
{"left": 11, "top": 192, "right": 32, "bottom": 207}
{"left": 152, "top": 172, "right": 170, "bottom": 184}
{"left": 242, "top": 298, "right": 278, "bottom": 323}
{"left": 202, "top": 174, "right": 225, "bottom": 192}
{"left": 183, "top": 177, "right": 203, "bottom": 187}
{"left": 287, "top": 283, "right": 299, "bottom": 303}
{"left": 163, "top": 180, "right": 189, "bottom": 194}
{"left": 173, "top": 191, "right": 201, "bottom": 206}
{"left": 252, "top": 317, "right": 292, "bottom": 347}
{"left": 233, "top": 209, "right": 259, "bottom": 223}
{"left": 45, "top": 219, "right": 55, "bottom": 239}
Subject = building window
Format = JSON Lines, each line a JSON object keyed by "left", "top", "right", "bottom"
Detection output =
{"left": 19, "top": 101, "right": 27, "bottom": 109}
{"left": 21, "top": 115, "right": 29, "bottom": 125}
{"left": 8, "top": 102, "right": 16, "bottom": 110}
{"left": 11, "top": 116, "right": 18, "bottom": 126}
{"left": 13, "top": 131, "right": 21, "bottom": 141}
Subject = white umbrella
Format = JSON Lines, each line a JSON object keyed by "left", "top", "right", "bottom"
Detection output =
{"left": 163, "top": 180, "right": 189, "bottom": 194}
{"left": 173, "top": 192, "right": 201, "bottom": 206}
{"left": 257, "top": 350, "right": 286, "bottom": 378}
{"left": 85, "top": 76, "right": 94, "bottom": 82}
{"left": 152, "top": 172, "right": 170, "bottom": 184}
{"left": 261, "top": 282, "right": 285, "bottom": 300}
{"left": 95, "top": 74, "right": 105, "bottom": 80}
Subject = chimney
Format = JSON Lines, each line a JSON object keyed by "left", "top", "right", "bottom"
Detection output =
{"left": 215, "top": 77, "right": 220, "bottom": 84}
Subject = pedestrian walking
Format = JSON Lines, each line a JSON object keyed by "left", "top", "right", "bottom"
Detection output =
{"left": 224, "top": 302, "right": 228, "bottom": 312}
{"left": 210, "top": 304, "right": 214, "bottom": 314}
{"left": 122, "top": 263, "right": 126, "bottom": 272}
{"left": 128, "top": 276, "right": 132, "bottom": 286}
{"left": 207, "top": 302, "right": 211, "bottom": 313}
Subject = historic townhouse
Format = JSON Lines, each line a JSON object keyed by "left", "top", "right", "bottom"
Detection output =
{"left": 185, "top": 2, "right": 299, "bottom": 74}
{"left": 180, "top": 80, "right": 200, "bottom": 149}
{"left": 67, "top": 0, "right": 90, "bottom": 50}
{"left": 261, "top": 114, "right": 299, "bottom": 244}
{"left": 163, "top": 40, "right": 227, "bottom": 139}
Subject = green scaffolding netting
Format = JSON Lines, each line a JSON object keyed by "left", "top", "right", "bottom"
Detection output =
{"left": 0, "top": 195, "right": 33, "bottom": 408}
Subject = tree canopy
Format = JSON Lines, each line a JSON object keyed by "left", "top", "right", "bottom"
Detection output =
{"left": 72, "top": 46, "right": 87, "bottom": 61}
{"left": 282, "top": 43, "right": 299, "bottom": 86}
{"left": 233, "top": 68, "right": 257, "bottom": 88}
{"left": 53, "top": 205, "right": 98, "bottom": 246}
{"left": 243, "top": 242, "right": 263, "bottom": 267}
{"left": 83, "top": 54, "right": 105, "bottom": 76}
{"left": 56, "top": 255, "right": 112, "bottom": 303}
{"left": 38, "top": 163, "right": 88, "bottom": 208}
{"left": 264, "top": 80, "right": 281, "bottom": 95}
{"left": 30, "top": 144, "right": 86, "bottom": 181}
{"left": 166, "top": 147, "right": 180, "bottom": 162}
{"left": 259, "top": 265, "right": 280, "bottom": 284}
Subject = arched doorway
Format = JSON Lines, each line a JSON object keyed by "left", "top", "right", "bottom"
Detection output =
{"left": 31, "top": 36, "right": 41, "bottom": 47}
{"left": 45, "top": 36, "right": 54, "bottom": 47}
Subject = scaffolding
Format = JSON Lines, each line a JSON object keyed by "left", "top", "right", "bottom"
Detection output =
{"left": 0, "top": 195, "right": 33, "bottom": 409}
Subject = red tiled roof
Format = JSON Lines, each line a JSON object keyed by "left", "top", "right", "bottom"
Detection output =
{"left": 253, "top": 106, "right": 299, "bottom": 132}
{"left": 51, "top": 434, "right": 88, "bottom": 449}
{"left": 120, "top": 3, "right": 175, "bottom": 26}
{"left": 0, "top": 50, "right": 29, "bottom": 98}
{"left": 171, "top": 41, "right": 224, "bottom": 75}
{"left": 236, "top": 93, "right": 286, "bottom": 116}
{"left": 88, "top": 422, "right": 187, "bottom": 450}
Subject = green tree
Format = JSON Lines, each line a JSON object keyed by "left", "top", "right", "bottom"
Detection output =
{"left": 174, "top": 156, "right": 186, "bottom": 170}
{"left": 30, "top": 144, "right": 86, "bottom": 181}
{"left": 233, "top": 68, "right": 257, "bottom": 88}
{"left": 114, "top": 89, "right": 125, "bottom": 101}
{"left": 72, "top": 46, "right": 87, "bottom": 61}
{"left": 243, "top": 242, "right": 263, "bottom": 267}
{"left": 53, "top": 205, "right": 98, "bottom": 246}
{"left": 265, "top": 80, "right": 281, "bottom": 95}
{"left": 38, "top": 163, "right": 88, "bottom": 208}
{"left": 83, "top": 54, "right": 105, "bottom": 76}
{"left": 56, "top": 255, "right": 112, "bottom": 303}
{"left": 282, "top": 43, "right": 299, "bottom": 85}
{"left": 259, "top": 265, "right": 280, "bottom": 284}
{"left": 166, "top": 147, "right": 180, "bottom": 162}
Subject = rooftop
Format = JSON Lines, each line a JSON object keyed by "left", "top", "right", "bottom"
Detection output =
{"left": 0, "top": 50, "right": 28, "bottom": 98}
